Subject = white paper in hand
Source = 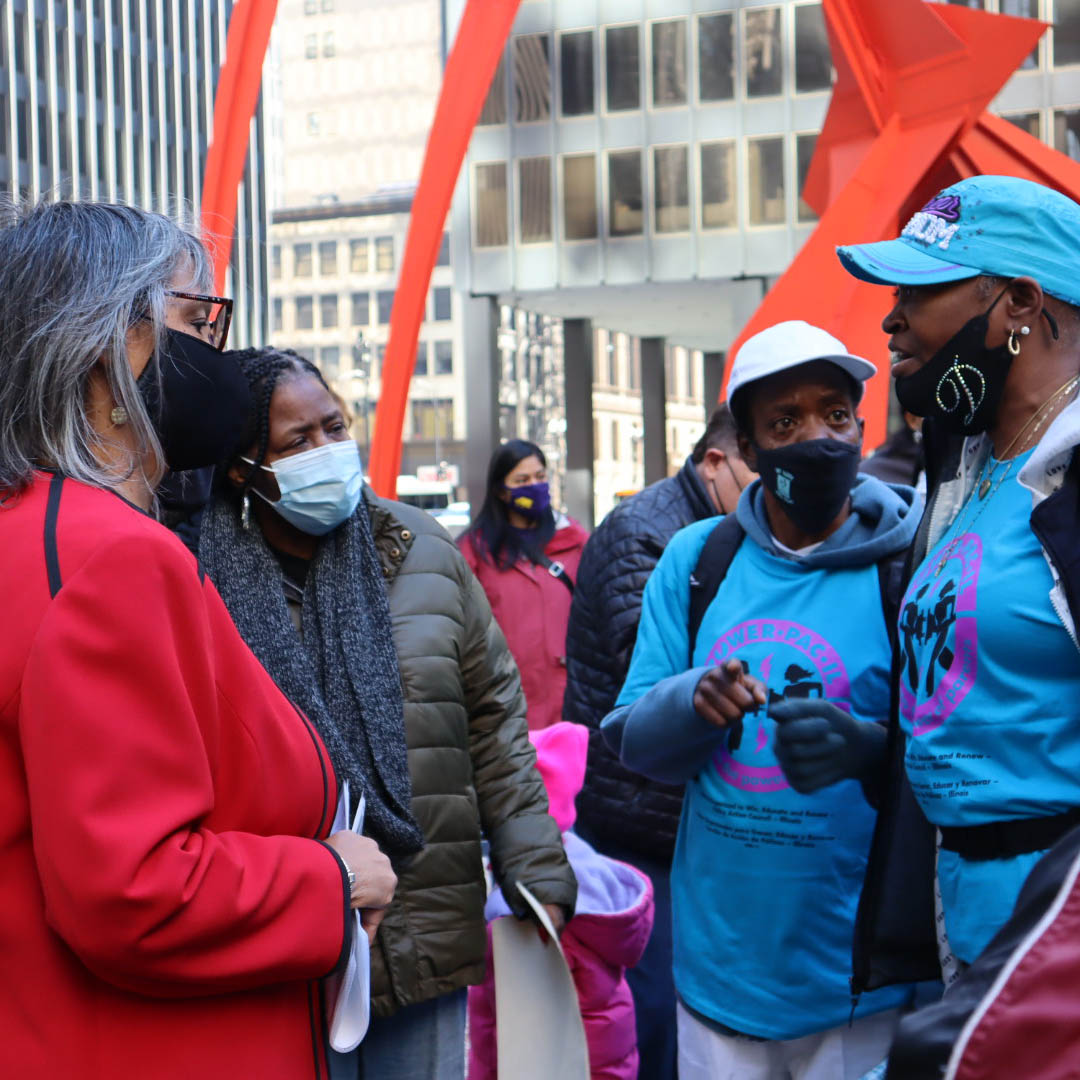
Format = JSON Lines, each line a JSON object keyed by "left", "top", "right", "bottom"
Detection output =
{"left": 491, "top": 881, "right": 589, "bottom": 1080}
{"left": 326, "top": 784, "right": 371, "bottom": 1053}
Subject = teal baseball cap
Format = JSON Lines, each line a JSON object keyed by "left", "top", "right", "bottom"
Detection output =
{"left": 837, "top": 175, "right": 1080, "bottom": 308}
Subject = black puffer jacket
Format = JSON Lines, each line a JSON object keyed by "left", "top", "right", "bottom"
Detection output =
{"left": 563, "top": 457, "right": 715, "bottom": 862}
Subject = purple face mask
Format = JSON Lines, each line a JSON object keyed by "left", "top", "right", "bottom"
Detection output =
{"left": 506, "top": 481, "right": 551, "bottom": 520}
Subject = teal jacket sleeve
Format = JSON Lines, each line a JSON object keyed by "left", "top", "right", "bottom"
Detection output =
{"left": 600, "top": 520, "right": 728, "bottom": 785}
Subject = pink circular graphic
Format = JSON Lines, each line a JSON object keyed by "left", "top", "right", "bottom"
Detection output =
{"left": 898, "top": 533, "right": 980, "bottom": 737}
{"left": 705, "top": 619, "right": 851, "bottom": 792}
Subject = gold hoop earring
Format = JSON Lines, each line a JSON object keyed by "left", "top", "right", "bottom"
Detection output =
{"left": 1007, "top": 329, "right": 1022, "bottom": 357}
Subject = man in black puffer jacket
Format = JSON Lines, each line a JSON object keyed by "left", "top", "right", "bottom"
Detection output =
{"left": 564, "top": 404, "right": 754, "bottom": 1080}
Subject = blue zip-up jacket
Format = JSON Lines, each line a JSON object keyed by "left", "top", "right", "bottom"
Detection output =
{"left": 602, "top": 475, "right": 921, "bottom": 1041}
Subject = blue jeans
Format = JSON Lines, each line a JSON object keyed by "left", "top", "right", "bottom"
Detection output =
{"left": 327, "top": 987, "right": 466, "bottom": 1080}
{"left": 578, "top": 830, "right": 679, "bottom": 1080}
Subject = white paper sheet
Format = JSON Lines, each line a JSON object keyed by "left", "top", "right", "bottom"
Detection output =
{"left": 491, "top": 881, "right": 589, "bottom": 1080}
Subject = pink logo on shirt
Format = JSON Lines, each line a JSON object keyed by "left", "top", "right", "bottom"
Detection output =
{"left": 705, "top": 619, "right": 850, "bottom": 792}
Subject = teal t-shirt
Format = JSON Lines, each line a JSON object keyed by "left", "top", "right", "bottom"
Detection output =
{"left": 898, "top": 448, "right": 1080, "bottom": 962}
{"left": 618, "top": 520, "right": 910, "bottom": 1040}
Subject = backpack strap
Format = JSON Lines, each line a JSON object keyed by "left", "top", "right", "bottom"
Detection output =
{"left": 876, "top": 550, "right": 907, "bottom": 651}
{"left": 534, "top": 549, "right": 575, "bottom": 594}
{"left": 43, "top": 473, "right": 65, "bottom": 598}
{"left": 687, "top": 515, "right": 745, "bottom": 664}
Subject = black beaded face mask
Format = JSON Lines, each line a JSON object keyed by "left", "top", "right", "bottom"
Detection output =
{"left": 137, "top": 329, "right": 253, "bottom": 470}
{"left": 893, "top": 288, "right": 1012, "bottom": 436}
{"left": 753, "top": 437, "right": 861, "bottom": 535}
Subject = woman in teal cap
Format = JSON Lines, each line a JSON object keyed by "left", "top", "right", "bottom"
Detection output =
{"left": 769, "top": 174, "right": 1080, "bottom": 990}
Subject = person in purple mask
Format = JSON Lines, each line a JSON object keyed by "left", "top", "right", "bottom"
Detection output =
{"left": 460, "top": 440, "right": 589, "bottom": 730}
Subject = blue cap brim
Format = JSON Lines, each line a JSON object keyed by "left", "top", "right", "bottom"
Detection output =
{"left": 837, "top": 238, "right": 980, "bottom": 287}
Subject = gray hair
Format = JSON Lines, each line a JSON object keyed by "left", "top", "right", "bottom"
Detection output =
{"left": 0, "top": 198, "right": 211, "bottom": 498}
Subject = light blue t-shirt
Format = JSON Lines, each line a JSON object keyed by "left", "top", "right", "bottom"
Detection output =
{"left": 617, "top": 519, "right": 910, "bottom": 1040}
{"left": 898, "top": 448, "right": 1080, "bottom": 962}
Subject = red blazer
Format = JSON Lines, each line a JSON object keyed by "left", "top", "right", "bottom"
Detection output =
{"left": 461, "top": 517, "right": 589, "bottom": 730}
{"left": 0, "top": 474, "right": 349, "bottom": 1079}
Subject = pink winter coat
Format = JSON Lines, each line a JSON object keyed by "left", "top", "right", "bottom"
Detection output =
{"left": 460, "top": 516, "right": 588, "bottom": 730}
{"left": 468, "top": 832, "right": 654, "bottom": 1080}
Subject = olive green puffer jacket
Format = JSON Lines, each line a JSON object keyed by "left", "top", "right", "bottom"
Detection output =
{"left": 363, "top": 491, "right": 577, "bottom": 1016}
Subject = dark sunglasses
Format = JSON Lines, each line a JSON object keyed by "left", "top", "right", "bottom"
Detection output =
{"left": 167, "top": 290, "right": 234, "bottom": 351}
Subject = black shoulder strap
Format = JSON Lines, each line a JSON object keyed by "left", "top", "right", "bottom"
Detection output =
{"left": 534, "top": 549, "right": 575, "bottom": 594}
{"left": 688, "top": 515, "right": 745, "bottom": 664}
{"left": 43, "top": 473, "right": 65, "bottom": 598}
{"left": 876, "top": 548, "right": 910, "bottom": 651}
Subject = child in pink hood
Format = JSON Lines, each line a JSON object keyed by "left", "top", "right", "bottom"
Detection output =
{"left": 468, "top": 722, "right": 655, "bottom": 1080}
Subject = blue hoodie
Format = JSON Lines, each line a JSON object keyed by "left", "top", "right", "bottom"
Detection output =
{"left": 602, "top": 475, "right": 921, "bottom": 1041}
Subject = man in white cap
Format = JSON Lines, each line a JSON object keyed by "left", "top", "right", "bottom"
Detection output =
{"left": 602, "top": 321, "right": 921, "bottom": 1080}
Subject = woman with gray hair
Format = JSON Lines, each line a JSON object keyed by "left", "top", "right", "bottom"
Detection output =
{"left": 0, "top": 200, "right": 395, "bottom": 1080}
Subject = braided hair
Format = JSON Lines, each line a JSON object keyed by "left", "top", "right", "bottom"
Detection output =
{"left": 219, "top": 346, "right": 327, "bottom": 499}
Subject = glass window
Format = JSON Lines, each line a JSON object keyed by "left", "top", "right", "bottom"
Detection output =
{"left": 295, "top": 296, "right": 314, "bottom": 330}
{"left": 654, "top": 146, "right": 690, "bottom": 232}
{"left": 320, "top": 295, "right": 338, "bottom": 329}
{"left": 608, "top": 151, "right": 644, "bottom": 237}
{"left": 561, "top": 31, "right": 594, "bottom": 116}
{"left": 415, "top": 344, "right": 429, "bottom": 376}
{"left": 271, "top": 244, "right": 282, "bottom": 279}
{"left": 1053, "top": 107, "right": 1080, "bottom": 160}
{"left": 475, "top": 162, "right": 509, "bottom": 247}
{"left": 321, "top": 346, "right": 340, "bottom": 380}
{"left": 295, "top": 348, "right": 316, "bottom": 364}
{"left": 304, "top": 0, "right": 317, "bottom": 12}
{"left": 434, "top": 341, "right": 453, "bottom": 376}
{"left": 305, "top": 34, "right": 318, "bottom": 59}
{"left": 607, "top": 343, "right": 620, "bottom": 387}
{"left": 433, "top": 287, "right": 452, "bottom": 322}
{"left": 606, "top": 25, "right": 640, "bottom": 111}
{"left": 411, "top": 400, "right": 454, "bottom": 441}
{"left": 318, "top": 240, "right": 338, "bottom": 275}
{"left": 699, "top": 13, "right": 735, "bottom": 102}
{"left": 350, "top": 238, "right": 369, "bottom": 273}
{"left": 519, "top": 157, "right": 552, "bottom": 243}
{"left": 563, "top": 154, "right": 598, "bottom": 240}
{"left": 376, "top": 290, "right": 395, "bottom": 324}
{"left": 513, "top": 35, "right": 551, "bottom": 123}
{"left": 272, "top": 298, "right": 283, "bottom": 332}
{"left": 306, "top": 112, "right": 320, "bottom": 136}
{"left": 479, "top": 56, "right": 507, "bottom": 125}
{"left": 351, "top": 292, "right": 369, "bottom": 326}
{"left": 796, "top": 133, "right": 819, "bottom": 222}
{"left": 701, "top": 141, "right": 737, "bottom": 229}
{"left": 1002, "top": 110, "right": 1040, "bottom": 139}
{"left": 1056, "top": 0, "right": 1080, "bottom": 67}
{"left": 294, "top": 243, "right": 313, "bottom": 277}
{"left": 375, "top": 236, "right": 394, "bottom": 272}
{"left": 745, "top": 8, "right": 783, "bottom": 97}
{"left": 652, "top": 20, "right": 687, "bottom": 107}
{"left": 748, "top": 136, "right": 786, "bottom": 225}
{"left": 794, "top": 4, "right": 832, "bottom": 93}
{"left": 323, "top": 32, "right": 335, "bottom": 58}
{"left": 322, "top": 0, "right": 335, "bottom": 11}
{"left": 436, "top": 232, "right": 451, "bottom": 266}
{"left": 611, "top": 419, "right": 620, "bottom": 461}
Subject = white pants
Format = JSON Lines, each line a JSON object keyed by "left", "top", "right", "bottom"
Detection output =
{"left": 676, "top": 1003, "right": 899, "bottom": 1080}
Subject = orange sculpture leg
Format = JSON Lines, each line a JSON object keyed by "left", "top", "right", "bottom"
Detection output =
{"left": 201, "top": 0, "right": 279, "bottom": 293}
{"left": 724, "top": 0, "right": 1053, "bottom": 449}
{"left": 366, "top": 0, "right": 522, "bottom": 497}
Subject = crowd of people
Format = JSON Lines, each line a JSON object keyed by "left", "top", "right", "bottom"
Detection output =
{"left": 3, "top": 172, "right": 1080, "bottom": 1080}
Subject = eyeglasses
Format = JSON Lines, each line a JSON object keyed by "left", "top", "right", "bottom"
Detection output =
{"left": 167, "top": 290, "right": 234, "bottom": 351}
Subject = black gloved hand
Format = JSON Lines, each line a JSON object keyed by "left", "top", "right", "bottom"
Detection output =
{"left": 771, "top": 699, "right": 886, "bottom": 795}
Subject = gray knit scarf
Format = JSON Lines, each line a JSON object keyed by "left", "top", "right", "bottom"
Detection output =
{"left": 199, "top": 494, "right": 423, "bottom": 857}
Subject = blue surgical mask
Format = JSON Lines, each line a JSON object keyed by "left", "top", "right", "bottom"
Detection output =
{"left": 244, "top": 440, "right": 363, "bottom": 536}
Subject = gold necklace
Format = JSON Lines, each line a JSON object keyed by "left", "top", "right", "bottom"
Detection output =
{"left": 978, "top": 374, "right": 1080, "bottom": 498}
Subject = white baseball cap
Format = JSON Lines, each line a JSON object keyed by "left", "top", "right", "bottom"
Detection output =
{"left": 727, "top": 320, "right": 877, "bottom": 410}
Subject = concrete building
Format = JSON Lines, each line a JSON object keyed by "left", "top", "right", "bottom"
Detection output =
{"left": 1, "top": 0, "right": 270, "bottom": 348}
{"left": 449, "top": 0, "right": 1080, "bottom": 525}
{"left": 267, "top": 0, "right": 467, "bottom": 483}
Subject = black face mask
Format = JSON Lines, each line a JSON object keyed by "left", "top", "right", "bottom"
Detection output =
{"left": 754, "top": 437, "right": 861, "bottom": 535}
{"left": 137, "top": 329, "right": 253, "bottom": 471}
{"left": 893, "top": 288, "right": 1011, "bottom": 436}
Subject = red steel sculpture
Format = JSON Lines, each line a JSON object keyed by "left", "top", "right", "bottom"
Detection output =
{"left": 205, "top": 0, "right": 1080, "bottom": 481}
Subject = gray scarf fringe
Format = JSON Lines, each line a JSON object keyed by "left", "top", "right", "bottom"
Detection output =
{"left": 199, "top": 494, "right": 423, "bottom": 857}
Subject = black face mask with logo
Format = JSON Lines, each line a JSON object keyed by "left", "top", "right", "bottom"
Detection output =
{"left": 754, "top": 437, "right": 861, "bottom": 536}
{"left": 137, "top": 329, "right": 253, "bottom": 471}
{"left": 893, "top": 287, "right": 1013, "bottom": 437}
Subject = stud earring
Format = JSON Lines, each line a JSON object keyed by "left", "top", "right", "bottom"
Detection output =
{"left": 110, "top": 406, "right": 129, "bottom": 426}
{"left": 241, "top": 493, "right": 251, "bottom": 530}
